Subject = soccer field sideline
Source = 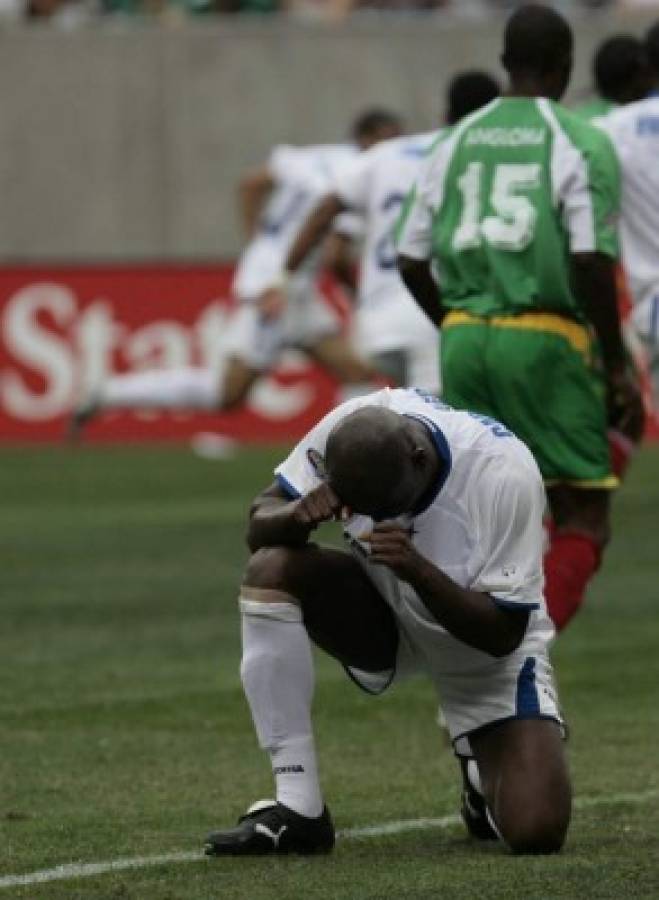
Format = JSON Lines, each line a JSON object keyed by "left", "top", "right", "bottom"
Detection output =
{"left": 2, "top": 788, "right": 657, "bottom": 891}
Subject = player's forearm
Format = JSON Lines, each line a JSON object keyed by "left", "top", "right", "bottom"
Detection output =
{"left": 571, "top": 252, "right": 627, "bottom": 374}
{"left": 238, "top": 170, "right": 274, "bottom": 239}
{"left": 397, "top": 256, "right": 444, "bottom": 327}
{"left": 286, "top": 194, "right": 346, "bottom": 273}
{"left": 407, "top": 557, "right": 528, "bottom": 657}
{"left": 239, "top": 187, "right": 264, "bottom": 238}
{"left": 246, "top": 499, "right": 313, "bottom": 552}
{"left": 323, "top": 232, "right": 357, "bottom": 292}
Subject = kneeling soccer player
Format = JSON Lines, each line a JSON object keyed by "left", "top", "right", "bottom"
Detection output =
{"left": 205, "top": 387, "right": 571, "bottom": 856}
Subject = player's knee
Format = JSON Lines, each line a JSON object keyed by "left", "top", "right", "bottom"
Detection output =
{"left": 243, "top": 547, "right": 292, "bottom": 591}
{"left": 502, "top": 809, "right": 569, "bottom": 855}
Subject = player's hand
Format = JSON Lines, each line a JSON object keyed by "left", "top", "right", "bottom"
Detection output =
{"left": 360, "top": 521, "right": 426, "bottom": 583}
{"left": 258, "top": 287, "right": 287, "bottom": 322}
{"left": 291, "top": 483, "right": 344, "bottom": 530}
{"left": 606, "top": 366, "right": 645, "bottom": 443}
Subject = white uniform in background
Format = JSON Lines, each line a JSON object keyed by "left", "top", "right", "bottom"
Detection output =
{"left": 228, "top": 143, "right": 359, "bottom": 370}
{"left": 331, "top": 133, "right": 442, "bottom": 391}
{"left": 274, "top": 387, "right": 560, "bottom": 755}
{"left": 72, "top": 143, "right": 364, "bottom": 424}
{"left": 597, "top": 98, "right": 659, "bottom": 352}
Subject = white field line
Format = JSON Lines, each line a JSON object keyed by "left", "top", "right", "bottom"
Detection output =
{"left": 1, "top": 789, "right": 657, "bottom": 890}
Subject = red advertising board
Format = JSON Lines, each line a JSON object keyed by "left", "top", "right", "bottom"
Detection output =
{"left": 0, "top": 265, "right": 344, "bottom": 443}
{"left": 1, "top": 264, "right": 656, "bottom": 443}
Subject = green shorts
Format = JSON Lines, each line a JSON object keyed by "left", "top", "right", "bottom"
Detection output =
{"left": 440, "top": 311, "right": 616, "bottom": 487}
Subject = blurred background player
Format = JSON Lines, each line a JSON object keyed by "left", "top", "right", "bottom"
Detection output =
{"left": 273, "top": 71, "right": 500, "bottom": 394}
{"left": 574, "top": 32, "right": 652, "bottom": 477}
{"left": 70, "top": 109, "right": 402, "bottom": 435}
{"left": 397, "top": 4, "right": 644, "bottom": 633}
{"left": 596, "top": 21, "right": 659, "bottom": 411}
{"left": 574, "top": 33, "right": 651, "bottom": 121}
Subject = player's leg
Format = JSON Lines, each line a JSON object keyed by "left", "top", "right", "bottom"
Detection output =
{"left": 216, "top": 302, "right": 283, "bottom": 410}
{"left": 406, "top": 334, "right": 442, "bottom": 394}
{"left": 471, "top": 321, "right": 617, "bottom": 632}
{"left": 307, "top": 333, "right": 385, "bottom": 386}
{"left": 68, "top": 365, "right": 221, "bottom": 437}
{"left": 295, "top": 282, "right": 387, "bottom": 391}
{"left": 367, "top": 340, "right": 441, "bottom": 393}
{"left": 352, "top": 301, "right": 441, "bottom": 392}
{"left": 368, "top": 348, "right": 409, "bottom": 387}
{"left": 219, "top": 356, "right": 261, "bottom": 410}
{"left": 442, "top": 649, "right": 570, "bottom": 853}
{"left": 544, "top": 484, "right": 611, "bottom": 630}
{"left": 206, "top": 543, "right": 397, "bottom": 856}
{"left": 470, "top": 718, "right": 571, "bottom": 854}
{"left": 69, "top": 302, "right": 285, "bottom": 437}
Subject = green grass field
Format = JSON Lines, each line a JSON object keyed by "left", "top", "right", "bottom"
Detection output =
{"left": 2, "top": 444, "right": 658, "bottom": 899}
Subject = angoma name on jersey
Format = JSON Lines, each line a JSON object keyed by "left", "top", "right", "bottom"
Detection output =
{"left": 397, "top": 97, "right": 621, "bottom": 320}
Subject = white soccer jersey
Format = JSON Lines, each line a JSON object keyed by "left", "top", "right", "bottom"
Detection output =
{"left": 597, "top": 98, "right": 659, "bottom": 337}
{"left": 233, "top": 143, "right": 358, "bottom": 302}
{"left": 331, "top": 133, "right": 441, "bottom": 356}
{"left": 274, "top": 388, "right": 554, "bottom": 676}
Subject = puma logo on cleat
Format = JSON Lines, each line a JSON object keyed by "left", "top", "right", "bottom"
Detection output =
{"left": 255, "top": 823, "right": 288, "bottom": 848}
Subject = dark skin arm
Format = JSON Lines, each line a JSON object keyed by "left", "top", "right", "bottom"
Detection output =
{"left": 286, "top": 194, "right": 346, "bottom": 272}
{"left": 572, "top": 252, "right": 645, "bottom": 440}
{"left": 322, "top": 230, "right": 358, "bottom": 293}
{"left": 397, "top": 255, "right": 445, "bottom": 328}
{"left": 246, "top": 481, "right": 344, "bottom": 553}
{"left": 361, "top": 522, "right": 529, "bottom": 658}
{"left": 238, "top": 166, "right": 275, "bottom": 239}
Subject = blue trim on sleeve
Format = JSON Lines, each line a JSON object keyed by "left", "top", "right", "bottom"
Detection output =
{"left": 516, "top": 657, "right": 540, "bottom": 716}
{"left": 275, "top": 472, "right": 302, "bottom": 499}
{"left": 491, "top": 597, "right": 540, "bottom": 612}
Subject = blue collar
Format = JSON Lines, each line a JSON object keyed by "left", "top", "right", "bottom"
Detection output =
{"left": 404, "top": 413, "right": 452, "bottom": 515}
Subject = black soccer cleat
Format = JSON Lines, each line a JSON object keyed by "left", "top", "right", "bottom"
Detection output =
{"left": 460, "top": 787, "right": 499, "bottom": 842}
{"left": 67, "top": 398, "right": 99, "bottom": 442}
{"left": 204, "top": 800, "right": 335, "bottom": 856}
{"left": 458, "top": 757, "right": 499, "bottom": 842}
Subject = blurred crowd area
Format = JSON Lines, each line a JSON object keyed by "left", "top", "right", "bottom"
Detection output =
{"left": 1, "top": 0, "right": 658, "bottom": 27}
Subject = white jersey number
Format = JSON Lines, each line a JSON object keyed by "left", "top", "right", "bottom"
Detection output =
{"left": 452, "top": 163, "right": 540, "bottom": 253}
{"left": 375, "top": 192, "right": 407, "bottom": 270}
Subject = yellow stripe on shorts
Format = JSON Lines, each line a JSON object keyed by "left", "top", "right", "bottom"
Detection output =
{"left": 442, "top": 309, "right": 591, "bottom": 356}
{"left": 545, "top": 475, "right": 619, "bottom": 490}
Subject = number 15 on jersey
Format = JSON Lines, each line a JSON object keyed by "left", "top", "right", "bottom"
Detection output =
{"left": 452, "top": 162, "right": 541, "bottom": 253}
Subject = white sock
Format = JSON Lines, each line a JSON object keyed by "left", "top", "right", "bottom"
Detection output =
{"left": 99, "top": 368, "right": 218, "bottom": 410}
{"left": 239, "top": 595, "right": 323, "bottom": 819}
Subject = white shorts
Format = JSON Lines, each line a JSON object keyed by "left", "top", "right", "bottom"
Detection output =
{"left": 354, "top": 300, "right": 440, "bottom": 392}
{"left": 347, "top": 550, "right": 562, "bottom": 757}
{"left": 225, "top": 280, "right": 341, "bottom": 371}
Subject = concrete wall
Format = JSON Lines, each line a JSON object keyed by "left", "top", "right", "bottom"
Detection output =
{"left": 0, "top": 11, "right": 656, "bottom": 261}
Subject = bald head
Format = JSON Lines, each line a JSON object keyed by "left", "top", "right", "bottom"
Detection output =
{"left": 325, "top": 407, "right": 438, "bottom": 520}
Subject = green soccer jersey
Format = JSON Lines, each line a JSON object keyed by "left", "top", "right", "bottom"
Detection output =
{"left": 397, "top": 97, "right": 620, "bottom": 319}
